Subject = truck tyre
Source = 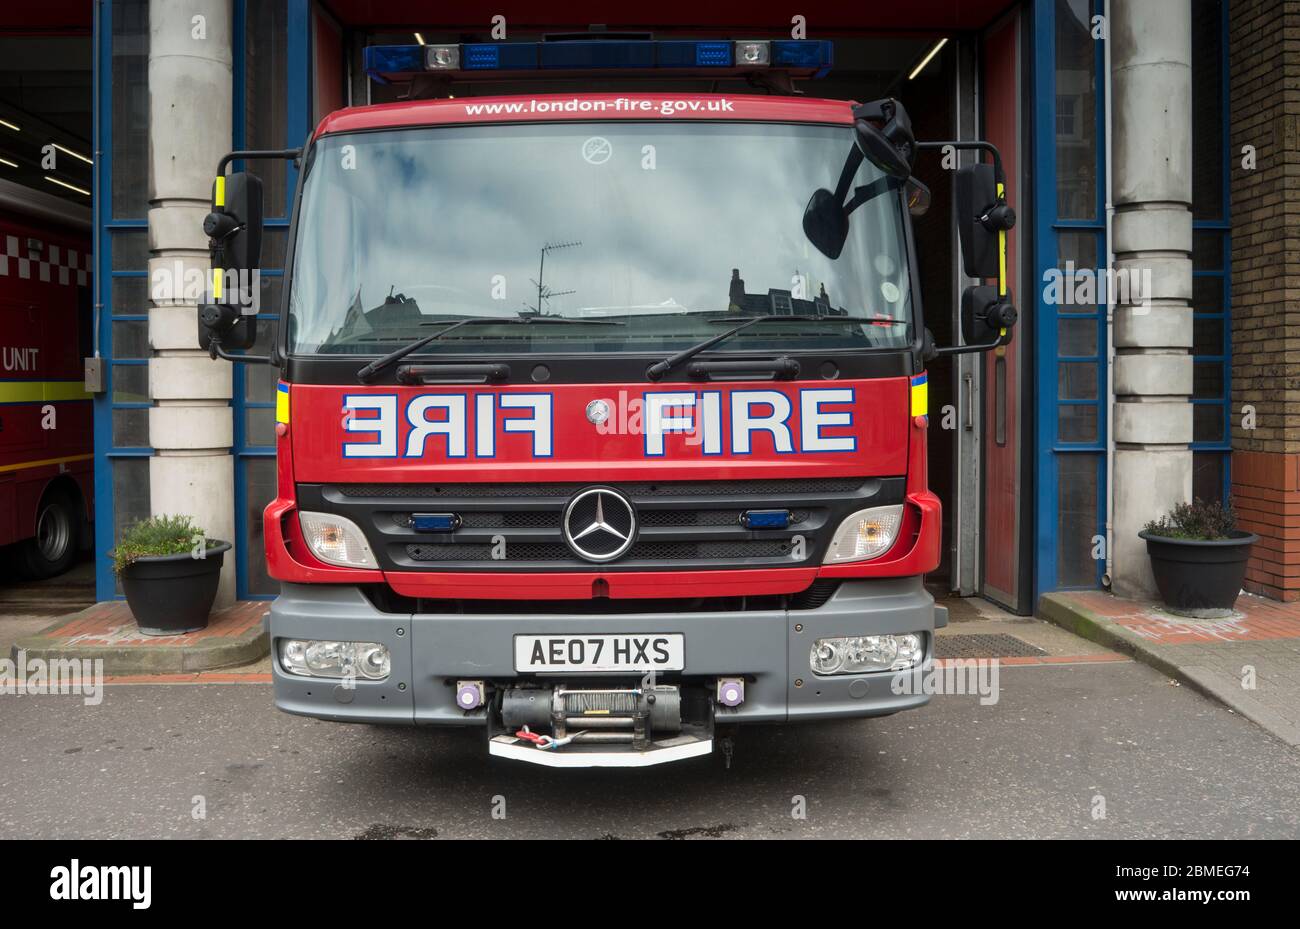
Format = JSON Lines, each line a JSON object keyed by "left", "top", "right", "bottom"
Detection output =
{"left": 18, "top": 491, "right": 79, "bottom": 580}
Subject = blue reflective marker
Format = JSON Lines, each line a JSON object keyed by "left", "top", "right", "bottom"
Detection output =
{"left": 410, "top": 513, "right": 462, "bottom": 532}
{"left": 741, "top": 509, "right": 792, "bottom": 530}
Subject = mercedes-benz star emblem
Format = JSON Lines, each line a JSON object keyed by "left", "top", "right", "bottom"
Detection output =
{"left": 562, "top": 487, "right": 636, "bottom": 563}
{"left": 586, "top": 399, "right": 610, "bottom": 425}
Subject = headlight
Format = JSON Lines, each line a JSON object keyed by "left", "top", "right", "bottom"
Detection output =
{"left": 280, "top": 639, "right": 390, "bottom": 680}
{"left": 298, "top": 511, "right": 378, "bottom": 568}
{"left": 823, "top": 505, "right": 904, "bottom": 564}
{"left": 810, "top": 633, "right": 924, "bottom": 674}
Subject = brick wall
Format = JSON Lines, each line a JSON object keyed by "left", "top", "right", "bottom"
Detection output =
{"left": 1229, "top": 0, "right": 1300, "bottom": 600}
{"left": 1232, "top": 452, "right": 1300, "bottom": 598}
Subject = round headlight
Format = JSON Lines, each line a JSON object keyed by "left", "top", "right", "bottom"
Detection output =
{"left": 357, "top": 644, "right": 391, "bottom": 680}
{"left": 811, "top": 641, "right": 845, "bottom": 674}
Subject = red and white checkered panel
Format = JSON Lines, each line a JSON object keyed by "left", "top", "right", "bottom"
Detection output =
{"left": 0, "top": 233, "right": 90, "bottom": 287}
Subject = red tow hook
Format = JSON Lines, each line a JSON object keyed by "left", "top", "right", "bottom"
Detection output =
{"left": 514, "top": 726, "right": 547, "bottom": 745}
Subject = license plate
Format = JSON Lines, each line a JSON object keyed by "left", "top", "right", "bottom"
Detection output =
{"left": 514, "top": 634, "right": 684, "bottom": 673}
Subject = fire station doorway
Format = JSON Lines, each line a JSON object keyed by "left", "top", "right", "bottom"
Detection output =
{"left": 309, "top": 9, "right": 1032, "bottom": 612}
{"left": 0, "top": 12, "right": 96, "bottom": 598}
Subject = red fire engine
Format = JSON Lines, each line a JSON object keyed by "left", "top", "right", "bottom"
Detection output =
{"left": 0, "top": 181, "right": 92, "bottom": 579}
{"left": 198, "top": 37, "right": 1016, "bottom": 766}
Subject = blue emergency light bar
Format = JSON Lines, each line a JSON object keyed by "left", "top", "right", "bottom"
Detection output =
{"left": 364, "top": 39, "right": 833, "bottom": 83}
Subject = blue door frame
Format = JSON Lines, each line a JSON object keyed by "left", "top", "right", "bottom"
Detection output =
{"left": 1030, "top": 0, "right": 1230, "bottom": 600}
{"left": 92, "top": 0, "right": 151, "bottom": 602}
{"left": 230, "top": 0, "right": 311, "bottom": 599}
{"left": 1031, "top": 0, "right": 1109, "bottom": 600}
{"left": 93, "top": 0, "right": 312, "bottom": 601}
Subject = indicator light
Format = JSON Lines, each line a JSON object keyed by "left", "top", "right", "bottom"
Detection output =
{"left": 824, "top": 505, "right": 904, "bottom": 564}
{"left": 298, "top": 512, "right": 378, "bottom": 568}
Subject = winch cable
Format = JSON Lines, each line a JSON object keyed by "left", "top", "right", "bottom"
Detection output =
{"left": 515, "top": 726, "right": 587, "bottom": 750}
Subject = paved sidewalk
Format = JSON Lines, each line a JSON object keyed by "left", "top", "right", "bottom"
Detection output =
{"left": 1040, "top": 590, "right": 1300, "bottom": 747}
{"left": 9, "top": 600, "right": 269, "bottom": 675}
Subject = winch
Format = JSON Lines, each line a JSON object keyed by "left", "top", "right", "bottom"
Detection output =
{"left": 501, "top": 684, "right": 682, "bottom": 750}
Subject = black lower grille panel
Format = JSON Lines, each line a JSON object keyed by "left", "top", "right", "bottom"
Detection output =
{"left": 302, "top": 476, "right": 907, "bottom": 573}
{"left": 445, "top": 508, "right": 812, "bottom": 531}
{"left": 337, "top": 478, "right": 867, "bottom": 499}
{"left": 407, "top": 539, "right": 795, "bottom": 563}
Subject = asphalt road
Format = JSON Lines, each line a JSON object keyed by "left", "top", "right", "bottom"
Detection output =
{"left": 3, "top": 658, "right": 1298, "bottom": 840}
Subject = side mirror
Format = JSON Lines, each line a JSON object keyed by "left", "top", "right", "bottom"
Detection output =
{"left": 803, "top": 175, "right": 924, "bottom": 259}
{"left": 853, "top": 98, "right": 916, "bottom": 180}
{"left": 955, "top": 162, "right": 1015, "bottom": 279}
{"left": 961, "top": 285, "right": 1018, "bottom": 346}
{"left": 210, "top": 171, "right": 264, "bottom": 275}
{"left": 199, "top": 170, "right": 264, "bottom": 352}
{"left": 802, "top": 188, "right": 850, "bottom": 260}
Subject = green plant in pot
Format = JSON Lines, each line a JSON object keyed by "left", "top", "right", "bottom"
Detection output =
{"left": 1139, "top": 499, "right": 1256, "bottom": 616}
{"left": 111, "top": 515, "right": 232, "bottom": 636}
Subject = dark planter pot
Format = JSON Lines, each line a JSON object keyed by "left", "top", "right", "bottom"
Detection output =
{"left": 117, "top": 542, "right": 232, "bottom": 636}
{"left": 1138, "top": 530, "right": 1257, "bottom": 614}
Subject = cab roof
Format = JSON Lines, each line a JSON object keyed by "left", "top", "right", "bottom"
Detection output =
{"left": 312, "top": 93, "right": 857, "bottom": 141}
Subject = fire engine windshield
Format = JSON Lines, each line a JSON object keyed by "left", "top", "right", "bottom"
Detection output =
{"left": 286, "top": 121, "right": 915, "bottom": 357}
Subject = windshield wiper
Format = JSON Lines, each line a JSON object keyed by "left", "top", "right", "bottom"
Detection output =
{"left": 355, "top": 315, "right": 623, "bottom": 383}
{"left": 646, "top": 314, "right": 901, "bottom": 381}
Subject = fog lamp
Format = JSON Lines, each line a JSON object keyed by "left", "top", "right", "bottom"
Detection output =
{"left": 280, "top": 639, "right": 390, "bottom": 680}
{"left": 810, "top": 633, "right": 924, "bottom": 674}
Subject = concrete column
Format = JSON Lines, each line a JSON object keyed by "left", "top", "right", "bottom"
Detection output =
{"left": 1109, "top": 0, "right": 1194, "bottom": 598}
{"left": 146, "top": 1, "right": 236, "bottom": 605}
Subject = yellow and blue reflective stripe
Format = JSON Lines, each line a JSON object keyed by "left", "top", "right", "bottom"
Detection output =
{"left": 910, "top": 373, "right": 928, "bottom": 417}
{"left": 275, "top": 383, "right": 290, "bottom": 424}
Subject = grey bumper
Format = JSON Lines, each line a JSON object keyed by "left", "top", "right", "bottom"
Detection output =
{"left": 268, "top": 577, "right": 938, "bottom": 726}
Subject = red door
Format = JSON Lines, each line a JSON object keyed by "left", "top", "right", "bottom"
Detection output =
{"left": 980, "top": 11, "right": 1029, "bottom": 612}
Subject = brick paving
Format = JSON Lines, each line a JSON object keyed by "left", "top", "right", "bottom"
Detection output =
{"left": 8, "top": 600, "right": 269, "bottom": 674}
{"left": 1040, "top": 590, "right": 1300, "bottom": 747}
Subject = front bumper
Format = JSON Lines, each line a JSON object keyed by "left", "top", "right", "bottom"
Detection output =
{"left": 268, "top": 577, "right": 942, "bottom": 727}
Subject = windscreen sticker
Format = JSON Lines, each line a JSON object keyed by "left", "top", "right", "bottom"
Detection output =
{"left": 461, "top": 97, "right": 736, "bottom": 117}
